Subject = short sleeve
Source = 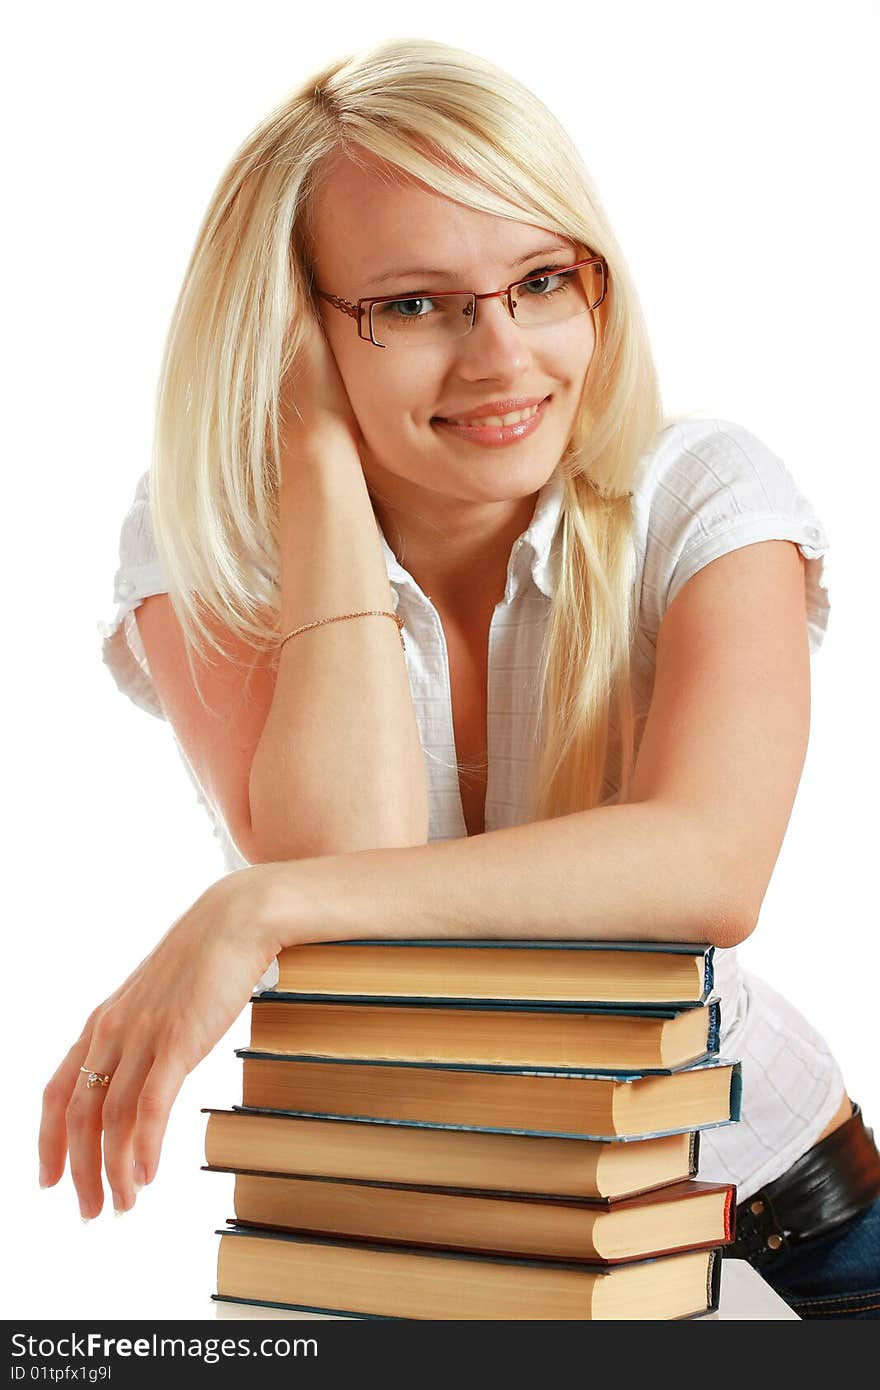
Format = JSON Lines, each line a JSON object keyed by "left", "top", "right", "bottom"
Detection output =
{"left": 96, "top": 471, "right": 169, "bottom": 719}
{"left": 635, "top": 419, "right": 830, "bottom": 654}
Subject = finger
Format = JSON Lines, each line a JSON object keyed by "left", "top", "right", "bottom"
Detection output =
{"left": 66, "top": 1058, "right": 118, "bottom": 1220}
{"left": 39, "top": 1023, "right": 98, "bottom": 1189}
{"left": 131, "top": 1052, "right": 189, "bottom": 1190}
{"left": 101, "top": 1051, "right": 154, "bottom": 1213}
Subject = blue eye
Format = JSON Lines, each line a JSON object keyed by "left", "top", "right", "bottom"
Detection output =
{"left": 519, "top": 268, "right": 576, "bottom": 296}
{"left": 383, "top": 298, "right": 434, "bottom": 318}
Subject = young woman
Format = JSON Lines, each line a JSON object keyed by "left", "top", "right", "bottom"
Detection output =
{"left": 39, "top": 38, "right": 880, "bottom": 1316}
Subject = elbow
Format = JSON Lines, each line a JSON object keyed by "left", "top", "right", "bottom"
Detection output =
{"left": 696, "top": 875, "right": 762, "bottom": 951}
{"left": 678, "top": 812, "right": 765, "bottom": 950}
{"left": 661, "top": 805, "right": 762, "bottom": 950}
{"left": 701, "top": 900, "right": 758, "bottom": 951}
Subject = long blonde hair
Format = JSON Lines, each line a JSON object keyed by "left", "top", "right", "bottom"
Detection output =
{"left": 151, "top": 37, "right": 665, "bottom": 822}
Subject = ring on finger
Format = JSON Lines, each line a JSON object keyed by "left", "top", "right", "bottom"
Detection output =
{"left": 79, "top": 1065, "right": 113, "bottom": 1089}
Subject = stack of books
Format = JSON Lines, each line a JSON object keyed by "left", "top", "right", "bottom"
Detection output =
{"left": 204, "top": 939, "right": 741, "bottom": 1319}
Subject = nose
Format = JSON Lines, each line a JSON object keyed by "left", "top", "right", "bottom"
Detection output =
{"left": 454, "top": 293, "right": 532, "bottom": 382}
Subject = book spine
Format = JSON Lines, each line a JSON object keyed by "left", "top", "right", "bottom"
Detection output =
{"left": 728, "top": 1061, "right": 743, "bottom": 1121}
{"left": 706, "top": 1000, "right": 721, "bottom": 1054}
{"left": 707, "top": 1248, "right": 722, "bottom": 1312}
{"left": 689, "top": 1130, "right": 701, "bottom": 1176}
{"left": 724, "top": 1187, "right": 737, "bottom": 1242}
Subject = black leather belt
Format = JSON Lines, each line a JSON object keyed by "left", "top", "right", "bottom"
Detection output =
{"left": 728, "top": 1102, "right": 880, "bottom": 1262}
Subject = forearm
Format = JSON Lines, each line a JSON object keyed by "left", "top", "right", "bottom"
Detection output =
{"left": 260, "top": 800, "right": 751, "bottom": 954}
{"left": 249, "top": 438, "right": 428, "bottom": 861}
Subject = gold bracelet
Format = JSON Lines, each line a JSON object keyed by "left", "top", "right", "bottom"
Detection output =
{"left": 278, "top": 609, "right": 405, "bottom": 653}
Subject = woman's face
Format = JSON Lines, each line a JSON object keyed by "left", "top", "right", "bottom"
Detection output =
{"left": 309, "top": 153, "right": 597, "bottom": 512}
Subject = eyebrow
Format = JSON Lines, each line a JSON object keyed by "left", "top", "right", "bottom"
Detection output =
{"left": 362, "top": 243, "right": 576, "bottom": 291}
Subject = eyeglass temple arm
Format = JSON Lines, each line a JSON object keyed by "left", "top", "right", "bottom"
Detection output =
{"left": 315, "top": 290, "right": 359, "bottom": 320}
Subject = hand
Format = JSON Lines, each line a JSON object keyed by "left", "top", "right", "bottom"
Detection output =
{"left": 280, "top": 306, "right": 365, "bottom": 472}
{"left": 38, "top": 866, "right": 282, "bottom": 1220}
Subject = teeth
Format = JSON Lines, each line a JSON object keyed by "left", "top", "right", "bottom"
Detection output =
{"left": 448, "top": 403, "right": 541, "bottom": 428}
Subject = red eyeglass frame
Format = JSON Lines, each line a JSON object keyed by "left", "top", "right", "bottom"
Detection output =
{"left": 314, "top": 255, "right": 608, "bottom": 348}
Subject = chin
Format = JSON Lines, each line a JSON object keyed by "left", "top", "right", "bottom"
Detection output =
{"left": 433, "top": 456, "right": 560, "bottom": 505}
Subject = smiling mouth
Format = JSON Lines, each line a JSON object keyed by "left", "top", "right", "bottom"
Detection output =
{"left": 433, "top": 398, "right": 549, "bottom": 427}
{"left": 433, "top": 403, "right": 539, "bottom": 422}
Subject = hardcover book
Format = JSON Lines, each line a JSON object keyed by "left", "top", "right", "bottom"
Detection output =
{"left": 213, "top": 1227, "right": 724, "bottom": 1319}
{"left": 265, "top": 939, "right": 715, "bottom": 1008}
{"left": 214, "top": 1171, "right": 736, "bottom": 1264}
{"left": 248, "top": 997, "right": 721, "bottom": 1072}
{"left": 202, "top": 1107, "right": 702, "bottom": 1201}
{"left": 236, "top": 1050, "right": 741, "bottom": 1140}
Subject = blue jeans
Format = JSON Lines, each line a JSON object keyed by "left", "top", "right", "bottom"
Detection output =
{"left": 739, "top": 1195, "right": 880, "bottom": 1319}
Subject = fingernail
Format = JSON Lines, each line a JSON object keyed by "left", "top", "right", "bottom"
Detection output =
{"left": 133, "top": 1162, "right": 147, "bottom": 1189}
{"left": 112, "top": 1191, "right": 127, "bottom": 1216}
{"left": 80, "top": 1215, "right": 92, "bottom": 1225}
{"left": 39, "top": 1164, "right": 49, "bottom": 1189}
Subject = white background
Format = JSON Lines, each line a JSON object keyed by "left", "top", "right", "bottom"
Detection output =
{"left": 4, "top": 0, "right": 878, "bottom": 1320}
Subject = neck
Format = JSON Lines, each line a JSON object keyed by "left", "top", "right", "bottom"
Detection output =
{"left": 367, "top": 479, "right": 539, "bottom": 620}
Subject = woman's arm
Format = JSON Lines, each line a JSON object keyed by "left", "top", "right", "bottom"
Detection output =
{"left": 134, "top": 317, "right": 428, "bottom": 868}
{"left": 248, "top": 314, "right": 429, "bottom": 861}
{"left": 260, "top": 537, "right": 811, "bottom": 956}
{"left": 39, "top": 537, "right": 808, "bottom": 1218}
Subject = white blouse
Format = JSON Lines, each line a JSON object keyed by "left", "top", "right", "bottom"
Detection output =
{"left": 98, "top": 416, "right": 845, "bottom": 1199}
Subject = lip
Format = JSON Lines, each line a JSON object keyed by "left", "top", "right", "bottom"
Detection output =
{"left": 434, "top": 395, "right": 547, "bottom": 423}
{"left": 433, "top": 397, "right": 550, "bottom": 448}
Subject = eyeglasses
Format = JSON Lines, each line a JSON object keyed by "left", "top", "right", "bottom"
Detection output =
{"left": 315, "top": 256, "right": 607, "bottom": 349}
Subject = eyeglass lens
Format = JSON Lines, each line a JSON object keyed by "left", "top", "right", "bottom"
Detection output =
{"left": 368, "top": 262, "right": 604, "bottom": 348}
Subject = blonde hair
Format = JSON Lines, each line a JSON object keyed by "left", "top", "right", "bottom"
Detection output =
{"left": 151, "top": 37, "right": 665, "bottom": 822}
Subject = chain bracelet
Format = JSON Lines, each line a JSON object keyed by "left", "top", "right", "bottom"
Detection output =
{"left": 278, "top": 609, "right": 405, "bottom": 653}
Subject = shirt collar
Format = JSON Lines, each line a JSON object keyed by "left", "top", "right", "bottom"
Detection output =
{"left": 515, "top": 466, "right": 565, "bottom": 601}
{"left": 377, "top": 467, "right": 565, "bottom": 608}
